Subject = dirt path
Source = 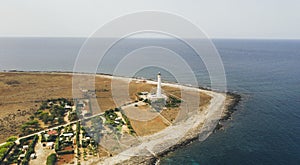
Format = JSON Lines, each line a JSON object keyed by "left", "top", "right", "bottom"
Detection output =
{"left": 30, "top": 140, "right": 55, "bottom": 165}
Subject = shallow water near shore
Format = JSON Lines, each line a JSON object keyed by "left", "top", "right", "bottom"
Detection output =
{"left": 0, "top": 38, "right": 300, "bottom": 164}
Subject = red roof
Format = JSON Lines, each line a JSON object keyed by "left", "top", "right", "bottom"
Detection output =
{"left": 48, "top": 130, "right": 58, "bottom": 135}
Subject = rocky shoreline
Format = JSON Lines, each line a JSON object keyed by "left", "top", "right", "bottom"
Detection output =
{"left": 116, "top": 92, "right": 241, "bottom": 165}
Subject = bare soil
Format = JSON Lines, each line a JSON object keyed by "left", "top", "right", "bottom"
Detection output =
{"left": 130, "top": 116, "right": 169, "bottom": 136}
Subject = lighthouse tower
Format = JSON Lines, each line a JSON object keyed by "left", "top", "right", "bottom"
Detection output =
{"left": 156, "top": 72, "right": 162, "bottom": 98}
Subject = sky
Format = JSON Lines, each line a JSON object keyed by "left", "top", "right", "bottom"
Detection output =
{"left": 0, "top": 0, "right": 300, "bottom": 39}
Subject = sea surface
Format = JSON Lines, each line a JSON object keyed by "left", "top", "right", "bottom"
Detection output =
{"left": 0, "top": 38, "right": 299, "bottom": 164}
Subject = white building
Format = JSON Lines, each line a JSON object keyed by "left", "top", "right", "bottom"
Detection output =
{"left": 156, "top": 72, "right": 162, "bottom": 98}
{"left": 147, "top": 72, "right": 167, "bottom": 101}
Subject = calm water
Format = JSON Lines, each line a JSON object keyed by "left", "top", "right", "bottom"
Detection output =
{"left": 0, "top": 38, "right": 299, "bottom": 164}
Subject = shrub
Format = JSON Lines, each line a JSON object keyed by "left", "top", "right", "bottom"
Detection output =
{"left": 56, "top": 150, "right": 74, "bottom": 155}
{"left": 46, "top": 153, "right": 57, "bottom": 165}
{"left": 22, "top": 135, "right": 38, "bottom": 165}
{"left": 6, "top": 136, "right": 18, "bottom": 143}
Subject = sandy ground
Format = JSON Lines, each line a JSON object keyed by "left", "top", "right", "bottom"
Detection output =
{"left": 30, "top": 141, "right": 55, "bottom": 165}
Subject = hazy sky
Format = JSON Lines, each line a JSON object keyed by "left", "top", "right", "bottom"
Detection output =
{"left": 0, "top": 0, "right": 299, "bottom": 39}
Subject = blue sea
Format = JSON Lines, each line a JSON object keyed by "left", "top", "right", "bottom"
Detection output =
{"left": 0, "top": 38, "right": 299, "bottom": 164}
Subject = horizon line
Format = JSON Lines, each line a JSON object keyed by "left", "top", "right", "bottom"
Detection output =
{"left": 0, "top": 36, "right": 299, "bottom": 40}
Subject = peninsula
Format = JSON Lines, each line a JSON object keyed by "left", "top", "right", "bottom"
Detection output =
{"left": 0, "top": 71, "right": 240, "bottom": 165}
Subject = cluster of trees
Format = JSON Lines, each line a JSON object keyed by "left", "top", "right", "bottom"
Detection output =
{"left": 20, "top": 120, "right": 40, "bottom": 136}
{"left": 6, "top": 136, "right": 17, "bottom": 143}
{"left": 54, "top": 135, "right": 60, "bottom": 152}
{"left": 2, "top": 136, "right": 33, "bottom": 164}
{"left": 76, "top": 122, "right": 81, "bottom": 148}
{"left": 166, "top": 96, "right": 182, "bottom": 107}
{"left": 0, "top": 141, "right": 15, "bottom": 162}
{"left": 41, "top": 132, "right": 56, "bottom": 142}
{"left": 68, "top": 112, "right": 79, "bottom": 121}
{"left": 35, "top": 100, "right": 68, "bottom": 125}
{"left": 104, "top": 108, "right": 135, "bottom": 134}
{"left": 21, "top": 135, "right": 38, "bottom": 165}
{"left": 104, "top": 109, "right": 118, "bottom": 125}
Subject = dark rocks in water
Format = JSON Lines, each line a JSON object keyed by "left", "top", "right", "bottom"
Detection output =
{"left": 214, "top": 92, "right": 242, "bottom": 131}
{"left": 222, "top": 92, "right": 242, "bottom": 121}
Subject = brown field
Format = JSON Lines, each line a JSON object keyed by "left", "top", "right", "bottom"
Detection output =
{"left": 130, "top": 116, "right": 170, "bottom": 136}
{"left": 0, "top": 72, "right": 212, "bottom": 143}
{"left": 57, "top": 153, "right": 74, "bottom": 165}
{"left": 128, "top": 81, "right": 212, "bottom": 132}
{"left": 0, "top": 72, "right": 116, "bottom": 143}
{"left": 130, "top": 81, "right": 211, "bottom": 109}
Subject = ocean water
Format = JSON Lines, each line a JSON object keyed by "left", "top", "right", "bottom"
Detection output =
{"left": 0, "top": 38, "right": 299, "bottom": 164}
{"left": 161, "top": 40, "right": 300, "bottom": 165}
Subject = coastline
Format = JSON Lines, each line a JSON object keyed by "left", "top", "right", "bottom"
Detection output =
{"left": 117, "top": 92, "right": 240, "bottom": 165}
{"left": 92, "top": 74, "right": 240, "bottom": 165}
{"left": 0, "top": 71, "right": 241, "bottom": 165}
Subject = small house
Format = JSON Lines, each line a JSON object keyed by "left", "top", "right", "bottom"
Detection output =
{"left": 22, "top": 145, "right": 29, "bottom": 150}
{"left": 115, "top": 117, "right": 122, "bottom": 121}
{"left": 62, "top": 132, "right": 74, "bottom": 137}
{"left": 30, "top": 153, "right": 36, "bottom": 159}
{"left": 77, "top": 101, "right": 85, "bottom": 108}
{"left": 19, "top": 154, "right": 25, "bottom": 160}
{"left": 140, "top": 92, "right": 148, "bottom": 95}
{"left": 64, "top": 105, "right": 72, "bottom": 110}
{"left": 48, "top": 130, "right": 58, "bottom": 136}
{"left": 46, "top": 142, "right": 54, "bottom": 149}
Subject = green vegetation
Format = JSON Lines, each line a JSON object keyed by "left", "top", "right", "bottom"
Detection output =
{"left": 6, "top": 145, "right": 23, "bottom": 164}
{"left": 76, "top": 122, "right": 81, "bottom": 148}
{"left": 54, "top": 135, "right": 60, "bottom": 152}
{"left": 22, "top": 135, "right": 38, "bottom": 165}
{"left": 121, "top": 111, "right": 135, "bottom": 134}
{"left": 0, "top": 142, "right": 15, "bottom": 162}
{"left": 166, "top": 96, "right": 182, "bottom": 107}
{"left": 20, "top": 120, "right": 40, "bottom": 136}
{"left": 46, "top": 153, "right": 57, "bottom": 165}
{"left": 56, "top": 150, "right": 74, "bottom": 155}
{"left": 69, "top": 112, "right": 79, "bottom": 121}
{"left": 6, "top": 136, "right": 18, "bottom": 143}
{"left": 34, "top": 98, "right": 73, "bottom": 126}
{"left": 104, "top": 109, "right": 118, "bottom": 125}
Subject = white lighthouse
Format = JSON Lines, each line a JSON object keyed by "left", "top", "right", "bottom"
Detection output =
{"left": 156, "top": 72, "right": 162, "bottom": 98}
{"left": 145, "top": 72, "right": 167, "bottom": 105}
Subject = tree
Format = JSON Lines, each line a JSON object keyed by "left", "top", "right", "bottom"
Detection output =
{"left": 58, "top": 117, "right": 64, "bottom": 124}
{"left": 6, "top": 136, "right": 18, "bottom": 143}
{"left": 46, "top": 153, "right": 57, "bottom": 165}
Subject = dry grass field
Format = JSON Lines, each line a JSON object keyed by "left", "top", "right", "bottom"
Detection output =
{"left": 127, "top": 80, "right": 212, "bottom": 135}
{"left": 130, "top": 116, "right": 170, "bottom": 136}
{"left": 0, "top": 72, "right": 115, "bottom": 143}
{"left": 0, "top": 72, "right": 212, "bottom": 143}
